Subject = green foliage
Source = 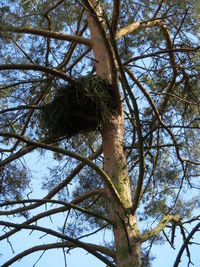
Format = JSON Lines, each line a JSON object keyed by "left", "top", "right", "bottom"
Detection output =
{"left": 0, "top": 0, "right": 200, "bottom": 266}
{"left": 0, "top": 162, "right": 30, "bottom": 202}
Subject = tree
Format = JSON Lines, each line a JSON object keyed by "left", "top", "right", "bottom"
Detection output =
{"left": 0, "top": 1, "right": 200, "bottom": 266}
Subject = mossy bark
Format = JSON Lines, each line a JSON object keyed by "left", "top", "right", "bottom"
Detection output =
{"left": 86, "top": 1, "right": 141, "bottom": 266}
{"left": 102, "top": 114, "right": 141, "bottom": 267}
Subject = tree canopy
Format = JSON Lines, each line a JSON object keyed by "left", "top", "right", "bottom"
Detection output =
{"left": 0, "top": 1, "right": 200, "bottom": 266}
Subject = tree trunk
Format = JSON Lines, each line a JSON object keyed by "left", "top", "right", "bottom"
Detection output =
{"left": 86, "top": 1, "right": 142, "bottom": 266}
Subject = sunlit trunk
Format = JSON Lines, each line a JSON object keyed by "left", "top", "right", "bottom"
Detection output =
{"left": 86, "top": 1, "right": 141, "bottom": 266}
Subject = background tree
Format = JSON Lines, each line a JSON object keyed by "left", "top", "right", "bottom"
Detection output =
{"left": 0, "top": 0, "right": 200, "bottom": 266}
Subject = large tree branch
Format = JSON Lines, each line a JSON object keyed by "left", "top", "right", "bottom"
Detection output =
{"left": 0, "top": 190, "right": 106, "bottom": 241}
{"left": 0, "top": 198, "right": 112, "bottom": 223}
{"left": 173, "top": 222, "right": 200, "bottom": 267}
{"left": 111, "top": 0, "right": 121, "bottom": 35}
{"left": 140, "top": 215, "right": 180, "bottom": 242}
{"left": 0, "top": 146, "right": 35, "bottom": 166}
{"left": 0, "top": 221, "right": 116, "bottom": 267}
{"left": 116, "top": 19, "right": 162, "bottom": 40}
{"left": 0, "top": 24, "right": 92, "bottom": 47}
{"left": 0, "top": 197, "right": 112, "bottom": 241}
{"left": 2, "top": 241, "right": 115, "bottom": 267}
{"left": 0, "top": 207, "right": 73, "bottom": 241}
{"left": 0, "top": 188, "right": 106, "bottom": 212}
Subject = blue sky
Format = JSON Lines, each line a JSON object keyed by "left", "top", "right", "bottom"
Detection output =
{"left": 1, "top": 151, "right": 200, "bottom": 267}
{"left": 2, "top": 230, "right": 200, "bottom": 267}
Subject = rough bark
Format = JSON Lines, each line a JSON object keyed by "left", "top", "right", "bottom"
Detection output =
{"left": 86, "top": 1, "right": 141, "bottom": 266}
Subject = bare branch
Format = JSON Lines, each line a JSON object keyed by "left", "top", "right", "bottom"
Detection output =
{"left": 56, "top": 20, "right": 88, "bottom": 70}
{"left": 0, "top": 190, "right": 106, "bottom": 241}
{"left": 0, "top": 105, "right": 42, "bottom": 114}
{"left": 0, "top": 78, "right": 47, "bottom": 91}
{"left": 0, "top": 221, "right": 116, "bottom": 267}
{"left": 0, "top": 189, "right": 106, "bottom": 209}
{"left": 71, "top": 188, "right": 107, "bottom": 204}
{"left": 123, "top": 46, "right": 200, "bottom": 65}
{"left": 0, "top": 198, "right": 112, "bottom": 223}
{"left": 0, "top": 64, "right": 74, "bottom": 83}
{"left": 117, "top": 18, "right": 178, "bottom": 111}
{"left": 2, "top": 241, "right": 115, "bottom": 267}
{"left": 44, "top": 0, "right": 65, "bottom": 16}
{"left": 0, "top": 146, "right": 35, "bottom": 167}
{"left": 8, "top": 37, "right": 35, "bottom": 64}
{"left": 151, "top": 0, "right": 165, "bottom": 20}
{"left": 0, "top": 24, "right": 92, "bottom": 47}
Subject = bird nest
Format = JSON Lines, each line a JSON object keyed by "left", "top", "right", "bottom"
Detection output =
{"left": 40, "top": 76, "right": 117, "bottom": 139}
